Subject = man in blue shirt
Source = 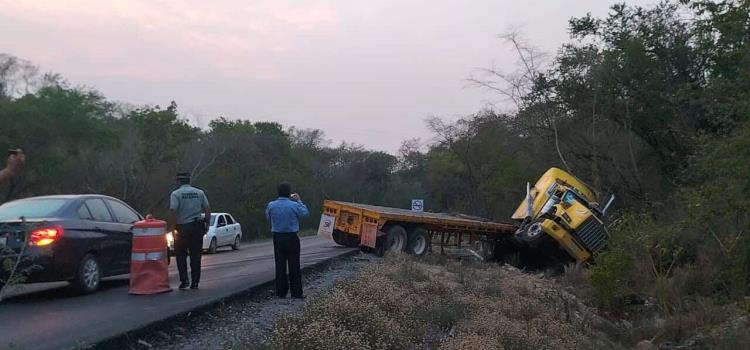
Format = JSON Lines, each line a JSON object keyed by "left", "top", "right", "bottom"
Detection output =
{"left": 266, "top": 182, "right": 309, "bottom": 299}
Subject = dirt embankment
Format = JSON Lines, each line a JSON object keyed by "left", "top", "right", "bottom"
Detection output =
{"left": 116, "top": 252, "right": 748, "bottom": 350}
{"left": 264, "top": 253, "right": 749, "bottom": 350}
{"left": 265, "top": 254, "right": 618, "bottom": 350}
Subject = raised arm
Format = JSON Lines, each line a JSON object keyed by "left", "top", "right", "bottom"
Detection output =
{"left": 292, "top": 194, "right": 310, "bottom": 217}
{"left": 0, "top": 149, "right": 25, "bottom": 184}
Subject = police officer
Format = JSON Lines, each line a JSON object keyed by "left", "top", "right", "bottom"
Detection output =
{"left": 168, "top": 172, "right": 211, "bottom": 290}
{"left": 266, "top": 182, "right": 309, "bottom": 299}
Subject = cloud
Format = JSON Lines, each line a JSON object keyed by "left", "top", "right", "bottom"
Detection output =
{"left": 0, "top": 0, "right": 338, "bottom": 80}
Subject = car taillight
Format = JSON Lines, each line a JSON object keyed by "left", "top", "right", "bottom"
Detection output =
{"left": 29, "top": 226, "right": 64, "bottom": 246}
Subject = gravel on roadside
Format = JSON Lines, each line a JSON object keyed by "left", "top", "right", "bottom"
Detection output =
{"left": 123, "top": 254, "right": 377, "bottom": 350}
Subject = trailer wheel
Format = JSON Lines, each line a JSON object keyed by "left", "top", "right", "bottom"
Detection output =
{"left": 407, "top": 228, "right": 430, "bottom": 256}
{"left": 385, "top": 225, "right": 407, "bottom": 252}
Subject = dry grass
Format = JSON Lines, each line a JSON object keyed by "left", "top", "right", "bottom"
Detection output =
{"left": 265, "top": 253, "right": 617, "bottom": 350}
{"left": 262, "top": 252, "right": 750, "bottom": 349}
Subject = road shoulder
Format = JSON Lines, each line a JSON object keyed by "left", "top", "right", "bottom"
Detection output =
{"left": 95, "top": 254, "right": 371, "bottom": 350}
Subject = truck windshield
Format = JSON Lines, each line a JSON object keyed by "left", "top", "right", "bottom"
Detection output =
{"left": 0, "top": 199, "right": 70, "bottom": 220}
{"left": 563, "top": 191, "right": 577, "bottom": 205}
{"left": 563, "top": 190, "right": 594, "bottom": 209}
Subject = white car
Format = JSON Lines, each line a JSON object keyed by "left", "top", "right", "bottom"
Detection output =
{"left": 204, "top": 213, "right": 242, "bottom": 253}
{"left": 166, "top": 213, "right": 242, "bottom": 254}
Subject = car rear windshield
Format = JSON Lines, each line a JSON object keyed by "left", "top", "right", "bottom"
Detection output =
{"left": 0, "top": 199, "right": 70, "bottom": 221}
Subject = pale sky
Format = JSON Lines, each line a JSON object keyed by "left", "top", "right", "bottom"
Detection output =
{"left": 0, "top": 0, "right": 654, "bottom": 152}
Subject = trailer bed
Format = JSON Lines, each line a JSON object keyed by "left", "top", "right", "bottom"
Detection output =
{"left": 324, "top": 200, "right": 517, "bottom": 235}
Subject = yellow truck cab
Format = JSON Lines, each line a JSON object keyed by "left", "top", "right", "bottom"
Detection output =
{"left": 512, "top": 168, "right": 615, "bottom": 263}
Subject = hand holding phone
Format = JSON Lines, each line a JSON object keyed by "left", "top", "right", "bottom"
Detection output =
{"left": 6, "top": 148, "right": 25, "bottom": 174}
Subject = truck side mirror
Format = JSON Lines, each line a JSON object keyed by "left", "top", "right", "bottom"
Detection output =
{"left": 602, "top": 194, "right": 616, "bottom": 216}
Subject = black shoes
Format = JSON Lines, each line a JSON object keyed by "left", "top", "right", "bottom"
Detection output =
{"left": 178, "top": 281, "right": 199, "bottom": 290}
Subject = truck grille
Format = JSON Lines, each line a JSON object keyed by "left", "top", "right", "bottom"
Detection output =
{"left": 573, "top": 218, "right": 608, "bottom": 253}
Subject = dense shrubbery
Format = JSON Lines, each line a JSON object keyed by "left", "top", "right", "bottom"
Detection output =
{"left": 546, "top": 3, "right": 750, "bottom": 345}
{"left": 587, "top": 120, "right": 750, "bottom": 309}
{"left": 557, "top": 121, "right": 749, "bottom": 347}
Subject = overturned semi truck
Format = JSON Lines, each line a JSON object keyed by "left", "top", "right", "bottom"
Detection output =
{"left": 319, "top": 167, "right": 615, "bottom": 264}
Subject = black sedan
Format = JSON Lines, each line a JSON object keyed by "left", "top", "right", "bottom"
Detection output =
{"left": 0, "top": 195, "right": 143, "bottom": 294}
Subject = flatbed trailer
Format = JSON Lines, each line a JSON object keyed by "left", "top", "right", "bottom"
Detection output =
{"left": 321, "top": 168, "right": 614, "bottom": 264}
{"left": 320, "top": 200, "right": 518, "bottom": 256}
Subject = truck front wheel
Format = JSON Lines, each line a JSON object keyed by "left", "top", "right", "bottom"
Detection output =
{"left": 407, "top": 228, "right": 430, "bottom": 256}
{"left": 521, "top": 222, "right": 546, "bottom": 247}
{"left": 385, "top": 225, "right": 407, "bottom": 252}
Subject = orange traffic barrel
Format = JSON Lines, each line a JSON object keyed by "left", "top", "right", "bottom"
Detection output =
{"left": 129, "top": 218, "right": 172, "bottom": 295}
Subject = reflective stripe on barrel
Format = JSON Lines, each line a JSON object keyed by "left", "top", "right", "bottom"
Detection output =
{"left": 132, "top": 227, "right": 166, "bottom": 236}
{"left": 131, "top": 251, "right": 168, "bottom": 261}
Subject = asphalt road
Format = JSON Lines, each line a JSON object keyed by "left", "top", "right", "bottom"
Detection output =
{"left": 0, "top": 235, "right": 354, "bottom": 350}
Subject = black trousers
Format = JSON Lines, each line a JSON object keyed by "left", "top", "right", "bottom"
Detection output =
{"left": 175, "top": 221, "right": 205, "bottom": 284}
{"left": 273, "top": 233, "right": 303, "bottom": 298}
